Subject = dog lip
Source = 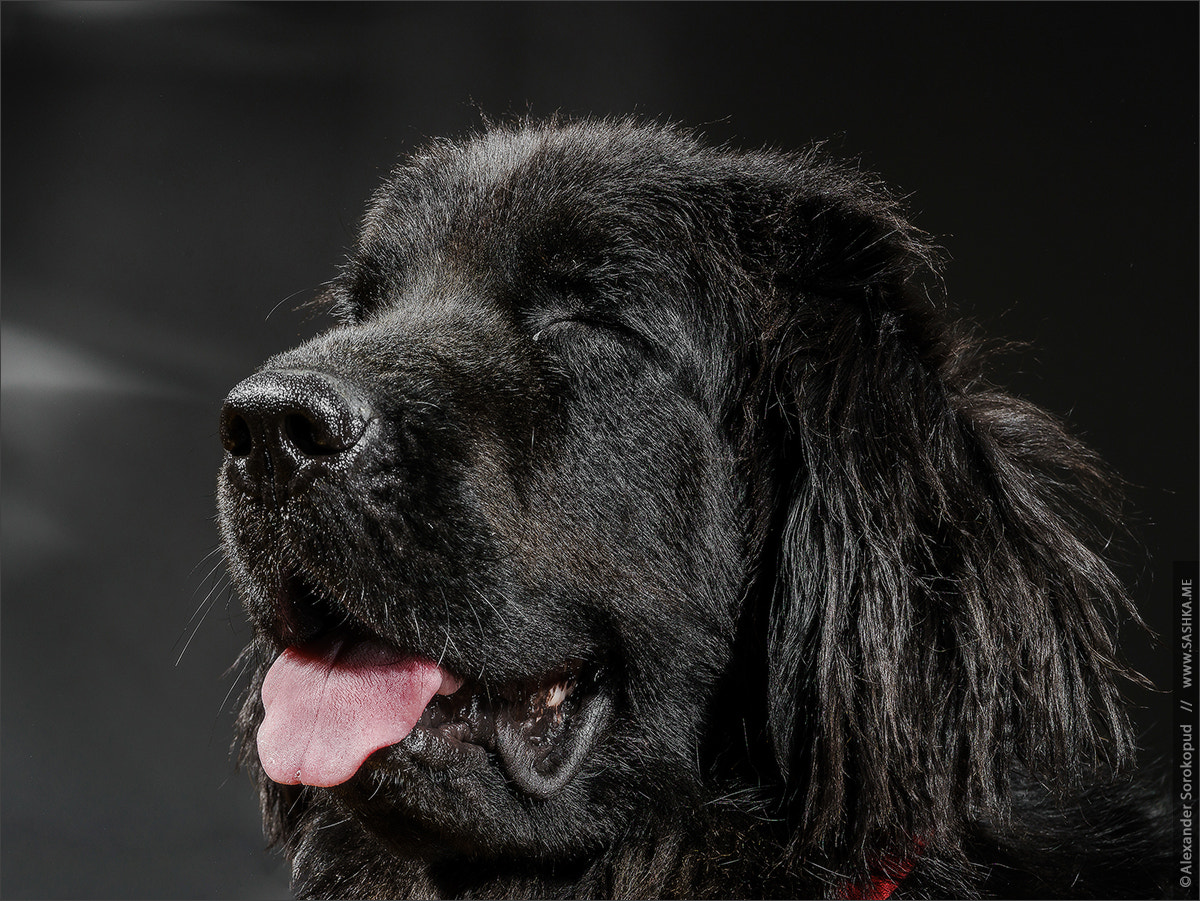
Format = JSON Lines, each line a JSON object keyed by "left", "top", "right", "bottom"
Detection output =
{"left": 400, "top": 662, "right": 609, "bottom": 798}
{"left": 273, "top": 572, "right": 350, "bottom": 646}
{"left": 494, "top": 674, "right": 611, "bottom": 799}
{"left": 269, "top": 576, "right": 465, "bottom": 697}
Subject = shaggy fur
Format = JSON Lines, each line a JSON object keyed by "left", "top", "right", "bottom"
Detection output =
{"left": 217, "top": 118, "right": 1170, "bottom": 899}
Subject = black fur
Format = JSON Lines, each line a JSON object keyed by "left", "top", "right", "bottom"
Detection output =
{"left": 217, "top": 118, "right": 1170, "bottom": 899}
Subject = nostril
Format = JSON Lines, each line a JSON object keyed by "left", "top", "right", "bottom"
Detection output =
{"left": 284, "top": 412, "right": 342, "bottom": 457}
{"left": 222, "top": 412, "right": 254, "bottom": 457}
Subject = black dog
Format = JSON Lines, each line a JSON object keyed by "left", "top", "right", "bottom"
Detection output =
{"left": 217, "top": 118, "right": 1169, "bottom": 899}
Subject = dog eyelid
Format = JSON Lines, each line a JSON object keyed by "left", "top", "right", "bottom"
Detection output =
{"left": 536, "top": 316, "right": 646, "bottom": 348}
{"left": 529, "top": 318, "right": 583, "bottom": 343}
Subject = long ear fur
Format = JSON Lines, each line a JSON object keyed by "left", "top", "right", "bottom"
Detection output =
{"left": 755, "top": 169, "right": 1144, "bottom": 858}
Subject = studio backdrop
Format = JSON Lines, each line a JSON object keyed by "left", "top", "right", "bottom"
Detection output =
{"left": 2, "top": 3, "right": 1195, "bottom": 898}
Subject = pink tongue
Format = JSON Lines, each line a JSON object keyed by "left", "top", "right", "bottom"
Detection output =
{"left": 257, "top": 637, "right": 454, "bottom": 788}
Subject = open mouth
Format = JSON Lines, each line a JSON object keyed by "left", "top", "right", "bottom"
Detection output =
{"left": 413, "top": 660, "right": 610, "bottom": 798}
{"left": 255, "top": 577, "right": 609, "bottom": 799}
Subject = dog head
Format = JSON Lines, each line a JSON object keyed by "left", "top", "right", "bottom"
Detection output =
{"left": 218, "top": 119, "right": 1140, "bottom": 894}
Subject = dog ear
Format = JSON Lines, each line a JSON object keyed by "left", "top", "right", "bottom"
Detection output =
{"left": 749, "top": 166, "right": 1143, "bottom": 856}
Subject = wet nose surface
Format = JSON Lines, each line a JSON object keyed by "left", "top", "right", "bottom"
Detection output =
{"left": 220, "top": 369, "right": 372, "bottom": 502}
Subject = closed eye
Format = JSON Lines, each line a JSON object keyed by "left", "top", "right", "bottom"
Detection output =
{"left": 532, "top": 314, "right": 715, "bottom": 420}
{"left": 533, "top": 317, "right": 652, "bottom": 354}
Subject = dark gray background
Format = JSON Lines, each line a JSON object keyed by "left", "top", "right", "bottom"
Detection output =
{"left": 2, "top": 2, "right": 1195, "bottom": 898}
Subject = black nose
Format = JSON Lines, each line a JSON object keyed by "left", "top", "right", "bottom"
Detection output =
{"left": 220, "top": 369, "right": 371, "bottom": 502}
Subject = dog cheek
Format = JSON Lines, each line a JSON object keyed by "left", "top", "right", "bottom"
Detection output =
{"left": 530, "top": 399, "right": 741, "bottom": 683}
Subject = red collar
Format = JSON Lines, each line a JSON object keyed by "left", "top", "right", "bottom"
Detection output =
{"left": 838, "top": 854, "right": 917, "bottom": 900}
